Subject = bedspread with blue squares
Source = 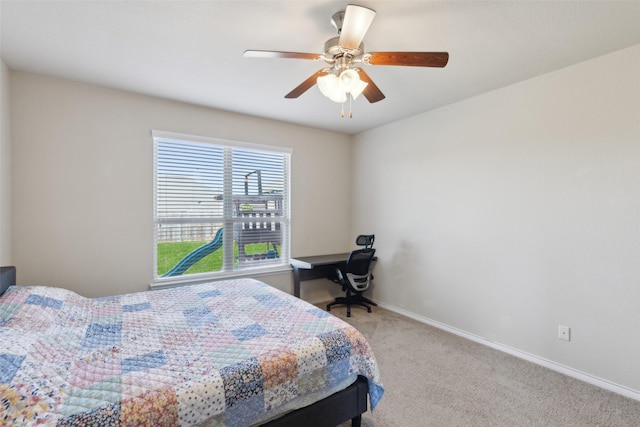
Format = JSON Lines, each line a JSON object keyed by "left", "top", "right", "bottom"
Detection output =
{"left": 0, "top": 278, "right": 383, "bottom": 426}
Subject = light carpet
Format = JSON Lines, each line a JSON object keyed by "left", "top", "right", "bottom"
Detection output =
{"left": 327, "top": 304, "right": 640, "bottom": 426}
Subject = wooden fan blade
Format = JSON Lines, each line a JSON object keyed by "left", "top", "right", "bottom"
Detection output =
{"left": 367, "top": 52, "right": 449, "bottom": 67}
{"left": 285, "top": 69, "right": 330, "bottom": 99}
{"left": 354, "top": 68, "right": 385, "bottom": 103}
{"left": 244, "top": 50, "right": 322, "bottom": 60}
{"left": 339, "top": 5, "right": 376, "bottom": 50}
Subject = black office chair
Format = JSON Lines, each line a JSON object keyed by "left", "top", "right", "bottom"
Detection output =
{"left": 327, "top": 235, "right": 377, "bottom": 317}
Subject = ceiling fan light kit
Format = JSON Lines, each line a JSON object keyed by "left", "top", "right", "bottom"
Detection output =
{"left": 244, "top": 4, "right": 449, "bottom": 118}
{"left": 317, "top": 69, "right": 368, "bottom": 101}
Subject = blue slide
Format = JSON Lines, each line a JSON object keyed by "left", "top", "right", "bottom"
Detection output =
{"left": 161, "top": 228, "right": 224, "bottom": 277}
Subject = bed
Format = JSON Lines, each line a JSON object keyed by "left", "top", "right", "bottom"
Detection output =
{"left": 0, "top": 266, "right": 383, "bottom": 426}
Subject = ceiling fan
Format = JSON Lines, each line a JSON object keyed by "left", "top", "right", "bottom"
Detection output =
{"left": 244, "top": 4, "right": 449, "bottom": 110}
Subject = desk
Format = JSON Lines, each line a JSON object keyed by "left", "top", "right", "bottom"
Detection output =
{"left": 290, "top": 253, "right": 377, "bottom": 298}
{"left": 290, "top": 253, "right": 349, "bottom": 298}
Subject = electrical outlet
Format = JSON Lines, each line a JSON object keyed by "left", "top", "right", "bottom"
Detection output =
{"left": 558, "top": 325, "right": 571, "bottom": 341}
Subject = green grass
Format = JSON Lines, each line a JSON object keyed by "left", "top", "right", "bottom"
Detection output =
{"left": 157, "top": 241, "right": 217, "bottom": 276}
{"left": 157, "top": 241, "right": 279, "bottom": 276}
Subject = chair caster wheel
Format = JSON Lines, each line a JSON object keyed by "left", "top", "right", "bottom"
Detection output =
{"left": 367, "top": 308, "right": 372, "bottom": 313}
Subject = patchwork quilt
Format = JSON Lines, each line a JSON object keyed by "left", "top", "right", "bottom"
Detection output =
{"left": 0, "top": 278, "right": 383, "bottom": 426}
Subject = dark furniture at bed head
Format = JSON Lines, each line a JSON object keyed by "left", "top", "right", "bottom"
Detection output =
{"left": 0, "top": 265, "right": 16, "bottom": 295}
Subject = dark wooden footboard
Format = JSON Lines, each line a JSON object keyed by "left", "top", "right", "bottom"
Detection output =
{"left": 261, "top": 376, "right": 369, "bottom": 427}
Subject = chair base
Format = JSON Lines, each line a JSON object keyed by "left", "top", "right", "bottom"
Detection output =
{"left": 327, "top": 295, "right": 377, "bottom": 318}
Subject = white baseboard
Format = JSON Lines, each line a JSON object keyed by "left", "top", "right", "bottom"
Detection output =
{"left": 373, "top": 300, "right": 640, "bottom": 402}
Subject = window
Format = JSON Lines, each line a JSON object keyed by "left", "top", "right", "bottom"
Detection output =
{"left": 153, "top": 131, "right": 291, "bottom": 282}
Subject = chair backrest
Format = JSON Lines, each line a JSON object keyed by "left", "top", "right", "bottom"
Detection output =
{"left": 345, "top": 248, "right": 376, "bottom": 276}
{"left": 344, "top": 248, "right": 376, "bottom": 292}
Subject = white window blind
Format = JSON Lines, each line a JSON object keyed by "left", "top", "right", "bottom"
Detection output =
{"left": 153, "top": 131, "right": 291, "bottom": 281}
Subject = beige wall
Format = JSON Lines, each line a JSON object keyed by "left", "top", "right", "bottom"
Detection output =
{"left": 0, "top": 60, "right": 10, "bottom": 265}
{"left": 352, "top": 44, "right": 640, "bottom": 396}
{"left": 10, "top": 72, "right": 352, "bottom": 299}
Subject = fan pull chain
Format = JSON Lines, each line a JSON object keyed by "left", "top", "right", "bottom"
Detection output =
{"left": 340, "top": 96, "right": 354, "bottom": 118}
{"left": 349, "top": 94, "right": 353, "bottom": 118}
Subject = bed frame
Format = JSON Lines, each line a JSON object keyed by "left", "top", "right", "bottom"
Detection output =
{"left": 0, "top": 266, "right": 369, "bottom": 427}
{"left": 263, "top": 376, "right": 368, "bottom": 427}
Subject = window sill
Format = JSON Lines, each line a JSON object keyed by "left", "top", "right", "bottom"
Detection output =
{"left": 149, "top": 264, "right": 293, "bottom": 291}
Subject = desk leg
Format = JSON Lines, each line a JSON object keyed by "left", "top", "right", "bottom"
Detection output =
{"left": 293, "top": 267, "right": 301, "bottom": 298}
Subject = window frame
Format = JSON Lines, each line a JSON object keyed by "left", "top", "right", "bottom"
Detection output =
{"left": 151, "top": 130, "right": 292, "bottom": 287}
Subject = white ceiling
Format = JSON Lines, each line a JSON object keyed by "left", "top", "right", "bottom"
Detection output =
{"left": 2, "top": 1, "right": 640, "bottom": 135}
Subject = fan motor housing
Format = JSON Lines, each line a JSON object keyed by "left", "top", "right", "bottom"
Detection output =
{"left": 324, "top": 36, "right": 364, "bottom": 59}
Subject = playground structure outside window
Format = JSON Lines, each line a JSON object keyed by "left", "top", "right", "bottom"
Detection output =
{"left": 152, "top": 130, "right": 291, "bottom": 284}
